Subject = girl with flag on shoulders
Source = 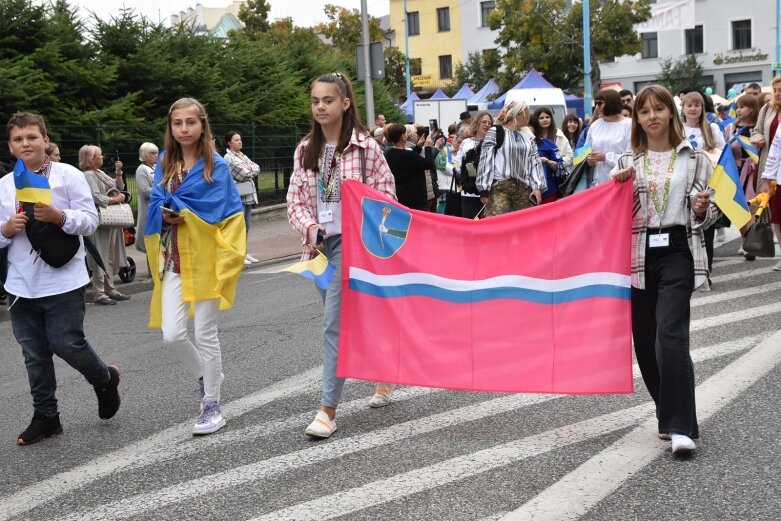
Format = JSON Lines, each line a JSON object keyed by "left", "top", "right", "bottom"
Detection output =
{"left": 611, "top": 85, "right": 718, "bottom": 455}
{"left": 144, "top": 98, "right": 246, "bottom": 437}
{"left": 287, "top": 73, "right": 397, "bottom": 439}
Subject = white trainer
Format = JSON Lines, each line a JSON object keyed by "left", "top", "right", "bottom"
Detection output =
{"left": 368, "top": 385, "right": 395, "bottom": 408}
{"left": 305, "top": 410, "right": 337, "bottom": 438}
{"left": 192, "top": 400, "right": 226, "bottom": 436}
{"left": 671, "top": 434, "right": 696, "bottom": 454}
{"left": 246, "top": 254, "right": 259, "bottom": 263}
{"left": 772, "top": 261, "right": 781, "bottom": 272}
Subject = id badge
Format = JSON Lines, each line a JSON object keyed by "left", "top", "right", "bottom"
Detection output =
{"left": 318, "top": 209, "right": 333, "bottom": 223}
{"left": 649, "top": 233, "right": 670, "bottom": 248}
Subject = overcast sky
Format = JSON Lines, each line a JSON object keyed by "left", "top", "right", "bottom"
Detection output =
{"left": 70, "top": 0, "right": 389, "bottom": 28}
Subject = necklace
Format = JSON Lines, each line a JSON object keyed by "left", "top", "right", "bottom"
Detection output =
{"left": 645, "top": 148, "right": 677, "bottom": 220}
{"left": 317, "top": 145, "right": 341, "bottom": 201}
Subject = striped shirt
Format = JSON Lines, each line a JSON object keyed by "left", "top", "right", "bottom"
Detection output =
{"left": 476, "top": 125, "right": 546, "bottom": 195}
{"left": 614, "top": 142, "right": 718, "bottom": 291}
{"left": 287, "top": 130, "right": 396, "bottom": 260}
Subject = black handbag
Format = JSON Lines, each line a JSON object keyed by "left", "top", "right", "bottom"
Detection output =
{"left": 23, "top": 203, "right": 80, "bottom": 268}
{"left": 743, "top": 210, "right": 775, "bottom": 257}
{"left": 444, "top": 172, "right": 462, "bottom": 217}
{"left": 558, "top": 161, "right": 591, "bottom": 198}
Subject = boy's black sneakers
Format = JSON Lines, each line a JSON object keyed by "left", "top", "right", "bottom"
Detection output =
{"left": 17, "top": 413, "right": 63, "bottom": 445}
{"left": 94, "top": 365, "right": 121, "bottom": 419}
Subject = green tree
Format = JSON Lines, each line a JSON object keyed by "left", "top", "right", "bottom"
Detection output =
{"left": 237, "top": 0, "right": 270, "bottom": 35}
{"left": 314, "top": 4, "right": 384, "bottom": 56}
{"left": 490, "top": 0, "right": 651, "bottom": 92}
{"left": 657, "top": 55, "right": 705, "bottom": 96}
{"left": 453, "top": 50, "right": 500, "bottom": 91}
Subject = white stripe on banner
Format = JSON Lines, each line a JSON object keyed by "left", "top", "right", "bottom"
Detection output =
{"left": 349, "top": 267, "right": 630, "bottom": 292}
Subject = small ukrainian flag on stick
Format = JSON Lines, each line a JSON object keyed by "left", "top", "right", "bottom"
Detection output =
{"left": 13, "top": 159, "right": 52, "bottom": 205}
{"left": 572, "top": 143, "right": 592, "bottom": 165}
{"left": 708, "top": 147, "right": 752, "bottom": 229}
{"left": 281, "top": 251, "right": 336, "bottom": 289}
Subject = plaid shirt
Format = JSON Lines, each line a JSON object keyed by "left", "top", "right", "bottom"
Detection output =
{"left": 224, "top": 149, "right": 259, "bottom": 205}
{"left": 287, "top": 130, "right": 396, "bottom": 259}
{"left": 615, "top": 142, "right": 718, "bottom": 291}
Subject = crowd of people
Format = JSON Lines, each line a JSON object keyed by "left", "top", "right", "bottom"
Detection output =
{"left": 2, "top": 73, "right": 780, "bottom": 458}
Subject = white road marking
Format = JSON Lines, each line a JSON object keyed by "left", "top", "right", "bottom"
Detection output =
{"left": 500, "top": 328, "right": 781, "bottom": 521}
{"left": 691, "top": 281, "right": 781, "bottom": 307}
{"left": 55, "top": 334, "right": 764, "bottom": 521}
{"left": 0, "top": 366, "right": 323, "bottom": 521}
{"left": 690, "top": 302, "right": 781, "bottom": 331}
{"left": 710, "top": 267, "right": 778, "bottom": 283}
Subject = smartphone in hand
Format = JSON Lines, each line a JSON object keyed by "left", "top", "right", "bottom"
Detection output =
{"left": 160, "top": 206, "right": 180, "bottom": 217}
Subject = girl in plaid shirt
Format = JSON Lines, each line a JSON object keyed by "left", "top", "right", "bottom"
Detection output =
{"left": 287, "top": 73, "right": 396, "bottom": 438}
{"left": 612, "top": 85, "right": 718, "bottom": 456}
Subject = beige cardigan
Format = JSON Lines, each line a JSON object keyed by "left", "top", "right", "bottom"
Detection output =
{"left": 750, "top": 103, "right": 781, "bottom": 176}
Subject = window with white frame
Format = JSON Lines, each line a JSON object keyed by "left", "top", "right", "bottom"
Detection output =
{"left": 685, "top": 25, "right": 703, "bottom": 54}
{"left": 641, "top": 32, "right": 658, "bottom": 59}
{"left": 480, "top": 1, "right": 495, "bottom": 28}
{"left": 732, "top": 20, "right": 751, "bottom": 50}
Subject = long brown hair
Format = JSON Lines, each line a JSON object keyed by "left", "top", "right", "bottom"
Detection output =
{"left": 561, "top": 113, "right": 582, "bottom": 143}
{"left": 736, "top": 93, "right": 759, "bottom": 128}
{"left": 681, "top": 91, "right": 715, "bottom": 151}
{"left": 301, "top": 73, "right": 367, "bottom": 172}
{"left": 465, "top": 110, "right": 493, "bottom": 138}
{"left": 161, "top": 97, "right": 216, "bottom": 185}
{"left": 631, "top": 85, "right": 685, "bottom": 154}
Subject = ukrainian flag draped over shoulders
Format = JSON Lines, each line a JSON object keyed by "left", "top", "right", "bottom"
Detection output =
{"left": 144, "top": 152, "right": 246, "bottom": 328}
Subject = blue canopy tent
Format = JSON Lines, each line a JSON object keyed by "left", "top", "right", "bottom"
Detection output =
{"left": 468, "top": 78, "right": 500, "bottom": 106}
{"left": 565, "top": 93, "right": 584, "bottom": 119}
{"left": 429, "top": 88, "right": 449, "bottom": 99}
{"left": 488, "top": 68, "right": 557, "bottom": 109}
{"left": 400, "top": 92, "right": 420, "bottom": 122}
{"left": 452, "top": 84, "right": 476, "bottom": 100}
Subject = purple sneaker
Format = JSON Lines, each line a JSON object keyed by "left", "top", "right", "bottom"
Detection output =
{"left": 192, "top": 399, "right": 225, "bottom": 436}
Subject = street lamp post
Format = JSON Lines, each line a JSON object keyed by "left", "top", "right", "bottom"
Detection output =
{"left": 404, "top": 0, "right": 411, "bottom": 100}
{"left": 583, "top": 0, "right": 592, "bottom": 117}
{"left": 360, "top": 0, "right": 375, "bottom": 126}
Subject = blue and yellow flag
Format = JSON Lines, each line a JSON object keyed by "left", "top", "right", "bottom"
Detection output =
{"left": 282, "top": 251, "right": 335, "bottom": 289}
{"left": 144, "top": 152, "right": 246, "bottom": 328}
{"left": 736, "top": 135, "right": 759, "bottom": 164}
{"left": 13, "top": 159, "right": 52, "bottom": 205}
{"left": 708, "top": 148, "right": 752, "bottom": 229}
{"left": 572, "top": 143, "right": 592, "bottom": 165}
{"left": 720, "top": 101, "right": 737, "bottom": 128}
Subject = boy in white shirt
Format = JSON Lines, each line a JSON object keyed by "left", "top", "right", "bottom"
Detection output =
{"left": 0, "top": 112, "right": 121, "bottom": 445}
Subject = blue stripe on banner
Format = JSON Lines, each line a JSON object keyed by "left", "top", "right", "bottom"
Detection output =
{"left": 349, "top": 279, "right": 631, "bottom": 304}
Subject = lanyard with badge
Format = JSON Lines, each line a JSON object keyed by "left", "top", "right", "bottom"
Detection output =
{"left": 317, "top": 146, "right": 341, "bottom": 224}
{"left": 645, "top": 149, "right": 677, "bottom": 248}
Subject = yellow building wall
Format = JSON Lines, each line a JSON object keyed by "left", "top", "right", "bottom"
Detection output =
{"left": 389, "top": 0, "right": 463, "bottom": 87}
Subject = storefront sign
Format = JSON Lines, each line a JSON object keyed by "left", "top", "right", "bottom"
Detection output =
{"left": 713, "top": 51, "right": 769, "bottom": 65}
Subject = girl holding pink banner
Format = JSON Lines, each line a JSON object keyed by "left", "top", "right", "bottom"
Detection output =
{"left": 612, "top": 85, "right": 718, "bottom": 455}
{"left": 287, "top": 72, "right": 397, "bottom": 438}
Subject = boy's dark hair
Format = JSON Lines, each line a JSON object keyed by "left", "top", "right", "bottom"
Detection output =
{"left": 748, "top": 82, "right": 762, "bottom": 90}
{"left": 7, "top": 112, "right": 47, "bottom": 138}
{"left": 618, "top": 89, "right": 633, "bottom": 99}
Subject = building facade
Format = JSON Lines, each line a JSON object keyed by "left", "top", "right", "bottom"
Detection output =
{"left": 600, "top": 0, "right": 776, "bottom": 95}
{"left": 170, "top": 2, "right": 244, "bottom": 39}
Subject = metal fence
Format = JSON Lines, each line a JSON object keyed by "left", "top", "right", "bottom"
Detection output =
{"left": 0, "top": 123, "right": 310, "bottom": 206}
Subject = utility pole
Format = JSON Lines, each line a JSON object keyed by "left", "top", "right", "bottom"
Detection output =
{"left": 361, "top": 0, "right": 375, "bottom": 126}
{"left": 404, "top": 0, "right": 411, "bottom": 100}
{"left": 582, "top": 0, "right": 592, "bottom": 118}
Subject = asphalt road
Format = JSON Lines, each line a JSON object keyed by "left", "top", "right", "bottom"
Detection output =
{"left": 1, "top": 235, "right": 780, "bottom": 521}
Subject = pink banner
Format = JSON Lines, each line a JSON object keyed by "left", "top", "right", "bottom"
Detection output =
{"left": 337, "top": 180, "right": 634, "bottom": 394}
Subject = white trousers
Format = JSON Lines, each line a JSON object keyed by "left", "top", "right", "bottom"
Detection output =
{"left": 161, "top": 272, "right": 223, "bottom": 402}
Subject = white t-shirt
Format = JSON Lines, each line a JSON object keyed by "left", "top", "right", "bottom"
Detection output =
{"left": 0, "top": 161, "right": 99, "bottom": 298}
{"left": 587, "top": 118, "right": 632, "bottom": 185}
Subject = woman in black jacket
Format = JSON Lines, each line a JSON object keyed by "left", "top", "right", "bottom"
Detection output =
{"left": 383, "top": 123, "right": 435, "bottom": 210}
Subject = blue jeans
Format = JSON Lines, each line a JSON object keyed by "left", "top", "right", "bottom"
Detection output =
{"left": 10, "top": 287, "right": 111, "bottom": 415}
{"left": 318, "top": 235, "right": 345, "bottom": 408}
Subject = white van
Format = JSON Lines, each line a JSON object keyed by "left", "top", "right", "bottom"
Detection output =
{"left": 503, "top": 88, "right": 568, "bottom": 127}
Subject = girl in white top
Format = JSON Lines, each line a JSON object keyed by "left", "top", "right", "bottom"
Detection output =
{"left": 681, "top": 91, "right": 726, "bottom": 163}
{"left": 453, "top": 110, "right": 493, "bottom": 218}
{"left": 586, "top": 89, "right": 632, "bottom": 186}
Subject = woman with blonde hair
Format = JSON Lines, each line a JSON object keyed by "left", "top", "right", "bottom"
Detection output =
{"left": 611, "top": 84, "right": 717, "bottom": 455}
{"left": 681, "top": 91, "right": 726, "bottom": 162}
{"left": 476, "top": 100, "right": 545, "bottom": 217}
{"left": 79, "top": 144, "right": 130, "bottom": 306}
{"left": 453, "top": 110, "right": 493, "bottom": 218}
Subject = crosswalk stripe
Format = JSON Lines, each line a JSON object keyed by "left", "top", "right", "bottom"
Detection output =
{"left": 690, "top": 302, "right": 781, "bottom": 331}
{"left": 500, "top": 328, "right": 781, "bottom": 521}
{"left": 0, "top": 366, "right": 323, "bottom": 521}
{"left": 248, "top": 333, "right": 780, "bottom": 521}
{"left": 692, "top": 281, "right": 781, "bottom": 307}
{"left": 710, "top": 266, "right": 777, "bottom": 283}
{"left": 56, "top": 334, "right": 764, "bottom": 521}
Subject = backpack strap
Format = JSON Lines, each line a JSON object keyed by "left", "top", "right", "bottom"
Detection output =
{"left": 494, "top": 125, "right": 505, "bottom": 155}
{"left": 360, "top": 146, "right": 366, "bottom": 184}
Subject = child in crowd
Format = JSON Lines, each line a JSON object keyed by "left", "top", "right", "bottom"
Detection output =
{"left": 144, "top": 98, "right": 246, "bottom": 436}
{"left": 287, "top": 73, "right": 397, "bottom": 438}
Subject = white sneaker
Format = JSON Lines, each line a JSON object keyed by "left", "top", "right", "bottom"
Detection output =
{"left": 368, "top": 385, "right": 395, "bottom": 408}
{"left": 671, "top": 434, "right": 696, "bottom": 454}
{"left": 772, "top": 261, "right": 781, "bottom": 272}
{"left": 244, "top": 257, "right": 252, "bottom": 265}
{"left": 737, "top": 247, "right": 746, "bottom": 255}
{"left": 246, "top": 254, "right": 259, "bottom": 263}
{"left": 192, "top": 400, "right": 226, "bottom": 436}
{"left": 716, "top": 228, "right": 726, "bottom": 242}
{"left": 305, "top": 410, "right": 337, "bottom": 438}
